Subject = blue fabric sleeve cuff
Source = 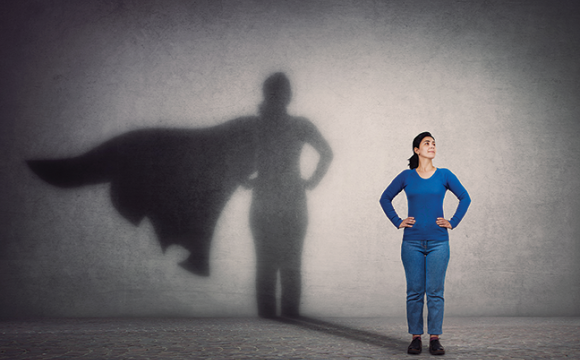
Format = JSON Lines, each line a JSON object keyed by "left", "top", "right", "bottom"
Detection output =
{"left": 394, "top": 218, "right": 403, "bottom": 229}
{"left": 449, "top": 219, "right": 458, "bottom": 229}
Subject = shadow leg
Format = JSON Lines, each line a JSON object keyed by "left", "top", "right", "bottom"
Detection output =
{"left": 256, "top": 260, "right": 278, "bottom": 318}
{"left": 281, "top": 267, "right": 301, "bottom": 317}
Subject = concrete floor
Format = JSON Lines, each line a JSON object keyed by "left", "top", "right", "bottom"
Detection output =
{"left": 1, "top": 316, "right": 579, "bottom": 359}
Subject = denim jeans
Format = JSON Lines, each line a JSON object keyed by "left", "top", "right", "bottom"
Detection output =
{"left": 401, "top": 240, "right": 450, "bottom": 335}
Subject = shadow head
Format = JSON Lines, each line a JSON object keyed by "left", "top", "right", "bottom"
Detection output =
{"left": 262, "top": 72, "right": 292, "bottom": 109}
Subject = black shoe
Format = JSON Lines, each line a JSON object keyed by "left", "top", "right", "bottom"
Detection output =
{"left": 429, "top": 338, "right": 445, "bottom": 355}
{"left": 407, "top": 337, "right": 422, "bottom": 355}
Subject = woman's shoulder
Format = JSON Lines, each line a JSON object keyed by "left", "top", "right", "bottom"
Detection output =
{"left": 436, "top": 167, "right": 456, "bottom": 175}
{"left": 436, "top": 168, "right": 460, "bottom": 181}
{"left": 395, "top": 169, "right": 413, "bottom": 179}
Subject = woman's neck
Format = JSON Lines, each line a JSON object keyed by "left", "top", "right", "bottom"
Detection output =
{"left": 416, "top": 159, "right": 435, "bottom": 173}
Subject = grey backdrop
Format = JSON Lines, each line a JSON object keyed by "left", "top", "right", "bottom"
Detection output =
{"left": 1, "top": 0, "right": 579, "bottom": 318}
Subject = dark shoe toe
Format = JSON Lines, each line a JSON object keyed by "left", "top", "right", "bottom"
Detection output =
{"left": 429, "top": 339, "right": 445, "bottom": 355}
{"left": 407, "top": 337, "right": 422, "bottom": 355}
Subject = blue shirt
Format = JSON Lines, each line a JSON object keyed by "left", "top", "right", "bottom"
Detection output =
{"left": 380, "top": 168, "right": 471, "bottom": 241}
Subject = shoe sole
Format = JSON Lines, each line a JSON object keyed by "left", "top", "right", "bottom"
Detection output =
{"left": 429, "top": 349, "right": 445, "bottom": 355}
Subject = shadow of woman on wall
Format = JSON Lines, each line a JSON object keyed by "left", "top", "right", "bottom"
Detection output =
{"left": 243, "top": 73, "right": 333, "bottom": 318}
{"left": 26, "top": 72, "right": 333, "bottom": 318}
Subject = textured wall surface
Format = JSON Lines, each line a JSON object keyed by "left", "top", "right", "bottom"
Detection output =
{"left": 1, "top": 0, "right": 579, "bottom": 318}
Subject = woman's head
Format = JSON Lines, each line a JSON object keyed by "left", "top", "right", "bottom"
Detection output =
{"left": 408, "top": 131, "right": 436, "bottom": 169}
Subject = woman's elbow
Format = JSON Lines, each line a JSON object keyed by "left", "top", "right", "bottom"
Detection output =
{"left": 462, "top": 193, "right": 472, "bottom": 206}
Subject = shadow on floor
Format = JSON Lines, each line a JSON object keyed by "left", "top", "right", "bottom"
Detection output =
{"left": 271, "top": 316, "right": 408, "bottom": 350}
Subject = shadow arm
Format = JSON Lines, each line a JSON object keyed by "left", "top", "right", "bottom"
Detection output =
{"left": 302, "top": 122, "right": 333, "bottom": 190}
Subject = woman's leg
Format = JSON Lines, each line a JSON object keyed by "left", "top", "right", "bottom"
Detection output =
{"left": 425, "top": 241, "right": 450, "bottom": 335}
{"left": 401, "top": 240, "right": 427, "bottom": 335}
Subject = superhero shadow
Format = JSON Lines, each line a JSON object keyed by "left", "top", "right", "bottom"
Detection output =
{"left": 27, "top": 117, "right": 258, "bottom": 276}
{"left": 26, "top": 72, "right": 333, "bottom": 318}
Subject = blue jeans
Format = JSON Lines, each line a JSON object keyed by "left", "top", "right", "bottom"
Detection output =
{"left": 401, "top": 240, "right": 450, "bottom": 335}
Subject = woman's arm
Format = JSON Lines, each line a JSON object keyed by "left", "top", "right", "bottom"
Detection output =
{"left": 380, "top": 171, "right": 407, "bottom": 229}
{"left": 445, "top": 170, "right": 471, "bottom": 229}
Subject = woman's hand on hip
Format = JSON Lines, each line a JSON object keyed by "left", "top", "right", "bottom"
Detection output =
{"left": 399, "top": 217, "right": 415, "bottom": 228}
{"left": 436, "top": 218, "right": 452, "bottom": 229}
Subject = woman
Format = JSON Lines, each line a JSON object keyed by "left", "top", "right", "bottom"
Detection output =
{"left": 380, "top": 132, "right": 471, "bottom": 355}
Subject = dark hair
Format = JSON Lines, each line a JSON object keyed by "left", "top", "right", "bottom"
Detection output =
{"left": 408, "top": 131, "right": 434, "bottom": 169}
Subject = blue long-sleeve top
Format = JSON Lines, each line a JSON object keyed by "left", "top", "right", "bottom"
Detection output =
{"left": 380, "top": 168, "right": 471, "bottom": 241}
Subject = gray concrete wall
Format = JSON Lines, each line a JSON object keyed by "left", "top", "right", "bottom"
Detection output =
{"left": 1, "top": 0, "right": 579, "bottom": 318}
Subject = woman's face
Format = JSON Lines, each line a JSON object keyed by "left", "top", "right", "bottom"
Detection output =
{"left": 415, "top": 136, "right": 436, "bottom": 160}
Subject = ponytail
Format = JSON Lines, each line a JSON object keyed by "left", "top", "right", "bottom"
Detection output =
{"left": 408, "top": 153, "right": 419, "bottom": 169}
